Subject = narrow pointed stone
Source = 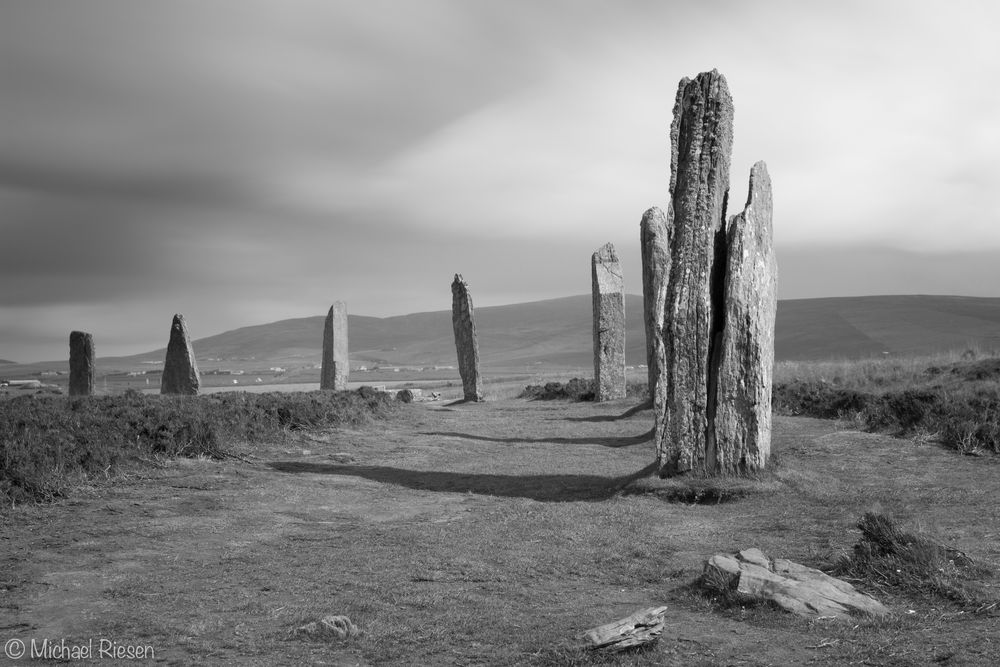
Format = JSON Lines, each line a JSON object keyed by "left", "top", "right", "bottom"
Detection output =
{"left": 640, "top": 207, "right": 670, "bottom": 402}
{"left": 451, "top": 274, "right": 484, "bottom": 402}
{"left": 68, "top": 331, "right": 95, "bottom": 396}
{"left": 713, "top": 162, "right": 776, "bottom": 472}
{"left": 160, "top": 314, "right": 200, "bottom": 395}
{"left": 657, "top": 69, "right": 734, "bottom": 475}
{"left": 591, "top": 242, "right": 626, "bottom": 401}
{"left": 321, "top": 301, "right": 349, "bottom": 390}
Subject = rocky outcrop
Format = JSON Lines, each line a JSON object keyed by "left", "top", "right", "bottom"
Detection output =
{"left": 591, "top": 242, "right": 626, "bottom": 401}
{"left": 713, "top": 162, "right": 776, "bottom": 471}
{"left": 160, "top": 314, "right": 200, "bottom": 395}
{"left": 655, "top": 70, "right": 776, "bottom": 476}
{"left": 451, "top": 274, "right": 484, "bottom": 402}
{"left": 68, "top": 331, "right": 95, "bottom": 397}
{"left": 321, "top": 301, "right": 349, "bottom": 390}
{"left": 703, "top": 548, "right": 888, "bottom": 619}
{"left": 640, "top": 207, "right": 670, "bottom": 401}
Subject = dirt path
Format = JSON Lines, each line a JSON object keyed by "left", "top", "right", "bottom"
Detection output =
{"left": 2, "top": 398, "right": 999, "bottom": 665}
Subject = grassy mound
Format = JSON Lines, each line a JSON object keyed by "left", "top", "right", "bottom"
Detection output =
{"left": 0, "top": 389, "right": 396, "bottom": 506}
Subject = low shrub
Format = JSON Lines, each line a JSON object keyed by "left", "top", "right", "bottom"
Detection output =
{"left": 772, "top": 379, "right": 1000, "bottom": 455}
{"left": 835, "top": 513, "right": 998, "bottom": 611}
{"left": 519, "top": 379, "right": 649, "bottom": 402}
{"left": 0, "top": 389, "right": 396, "bottom": 506}
{"left": 519, "top": 378, "right": 596, "bottom": 401}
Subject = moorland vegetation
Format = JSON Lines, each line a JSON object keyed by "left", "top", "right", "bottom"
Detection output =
{"left": 0, "top": 389, "right": 395, "bottom": 505}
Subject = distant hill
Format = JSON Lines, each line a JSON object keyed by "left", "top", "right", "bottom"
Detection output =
{"left": 98, "top": 294, "right": 1000, "bottom": 370}
{"left": 0, "top": 359, "right": 14, "bottom": 365}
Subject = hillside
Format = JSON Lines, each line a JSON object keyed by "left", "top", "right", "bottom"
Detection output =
{"left": 90, "top": 294, "right": 1000, "bottom": 371}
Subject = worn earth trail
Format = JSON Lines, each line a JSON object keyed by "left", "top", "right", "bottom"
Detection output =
{"left": 2, "top": 397, "right": 999, "bottom": 665}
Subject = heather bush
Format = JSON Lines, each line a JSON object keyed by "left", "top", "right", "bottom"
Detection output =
{"left": 0, "top": 389, "right": 396, "bottom": 505}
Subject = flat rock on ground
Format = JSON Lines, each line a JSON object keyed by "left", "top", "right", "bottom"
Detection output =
{"left": 704, "top": 547, "right": 888, "bottom": 619}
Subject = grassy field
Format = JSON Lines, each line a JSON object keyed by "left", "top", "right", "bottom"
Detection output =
{"left": 2, "top": 362, "right": 999, "bottom": 665}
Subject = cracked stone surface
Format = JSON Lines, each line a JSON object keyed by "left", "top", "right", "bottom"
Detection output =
{"left": 591, "top": 242, "right": 625, "bottom": 401}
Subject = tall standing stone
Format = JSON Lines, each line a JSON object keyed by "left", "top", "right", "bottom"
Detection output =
{"left": 160, "top": 314, "right": 200, "bottom": 395}
{"left": 591, "top": 242, "right": 626, "bottom": 401}
{"left": 714, "top": 162, "right": 776, "bottom": 472}
{"left": 451, "top": 274, "right": 484, "bottom": 402}
{"left": 654, "top": 70, "right": 777, "bottom": 477}
{"left": 321, "top": 301, "right": 349, "bottom": 390}
{"left": 657, "top": 70, "right": 734, "bottom": 475}
{"left": 640, "top": 207, "right": 670, "bottom": 401}
{"left": 68, "top": 331, "right": 95, "bottom": 397}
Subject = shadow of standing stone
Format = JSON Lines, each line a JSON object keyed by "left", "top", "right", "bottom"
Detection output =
{"left": 160, "top": 314, "right": 200, "bottom": 395}
{"left": 69, "top": 331, "right": 95, "bottom": 397}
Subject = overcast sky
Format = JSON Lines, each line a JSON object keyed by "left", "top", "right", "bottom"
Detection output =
{"left": 2, "top": 0, "right": 998, "bottom": 362}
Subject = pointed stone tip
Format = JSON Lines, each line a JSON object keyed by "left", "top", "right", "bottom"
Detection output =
{"left": 745, "top": 161, "right": 772, "bottom": 208}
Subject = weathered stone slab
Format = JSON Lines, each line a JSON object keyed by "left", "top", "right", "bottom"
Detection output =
{"left": 451, "top": 274, "right": 484, "bottom": 402}
{"left": 591, "top": 242, "right": 626, "bottom": 401}
{"left": 577, "top": 605, "right": 669, "bottom": 652}
{"left": 657, "top": 70, "right": 734, "bottom": 475}
{"left": 68, "top": 330, "right": 95, "bottom": 397}
{"left": 160, "top": 314, "right": 200, "bottom": 395}
{"left": 321, "top": 301, "right": 349, "bottom": 390}
{"left": 714, "top": 162, "right": 776, "bottom": 472}
{"left": 640, "top": 207, "right": 670, "bottom": 403}
{"left": 703, "top": 548, "right": 888, "bottom": 619}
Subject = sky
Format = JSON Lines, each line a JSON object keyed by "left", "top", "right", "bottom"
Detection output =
{"left": 2, "top": 0, "right": 998, "bottom": 362}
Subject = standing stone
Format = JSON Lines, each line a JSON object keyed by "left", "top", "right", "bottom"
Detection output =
{"left": 451, "top": 274, "right": 484, "bottom": 402}
{"left": 321, "top": 301, "right": 349, "bottom": 390}
{"left": 657, "top": 70, "right": 734, "bottom": 475}
{"left": 640, "top": 207, "right": 670, "bottom": 401}
{"left": 68, "top": 331, "right": 95, "bottom": 397}
{"left": 713, "top": 162, "right": 776, "bottom": 472}
{"left": 591, "top": 242, "right": 626, "bottom": 401}
{"left": 160, "top": 314, "right": 200, "bottom": 395}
